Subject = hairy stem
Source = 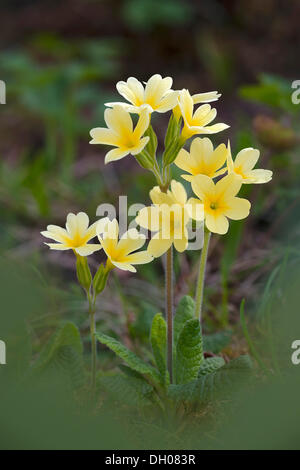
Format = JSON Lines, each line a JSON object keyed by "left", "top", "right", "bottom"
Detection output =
{"left": 165, "top": 246, "right": 173, "bottom": 383}
{"left": 195, "top": 228, "right": 211, "bottom": 322}
{"left": 87, "top": 291, "right": 97, "bottom": 391}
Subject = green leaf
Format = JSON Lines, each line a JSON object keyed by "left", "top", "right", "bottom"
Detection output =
{"left": 198, "top": 356, "right": 225, "bottom": 376}
{"left": 32, "top": 322, "right": 85, "bottom": 389}
{"left": 150, "top": 313, "right": 168, "bottom": 385}
{"left": 96, "top": 332, "right": 160, "bottom": 383}
{"left": 33, "top": 322, "right": 83, "bottom": 370}
{"left": 175, "top": 318, "right": 204, "bottom": 384}
{"left": 169, "top": 355, "right": 253, "bottom": 404}
{"left": 173, "top": 295, "right": 195, "bottom": 346}
{"left": 118, "top": 364, "right": 145, "bottom": 380}
{"left": 203, "top": 330, "right": 232, "bottom": 354}
{"left": 99, "top": 373, "right": 154, "bottom": 407}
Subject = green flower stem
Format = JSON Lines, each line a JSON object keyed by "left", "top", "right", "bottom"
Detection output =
{"left": 159, "top": 166, "right": 174, "bottom": 384}
{"left": 152, "top": 165, "right": 163, "bottom": 186}
{"left": 195, "top": 228, "right": 211, "bottom": 322}
{"left": 87, "top": 291, "right": 97, "bottom": 391}
{"left": 165, "top": 246, "right": 174, "bottom": 383}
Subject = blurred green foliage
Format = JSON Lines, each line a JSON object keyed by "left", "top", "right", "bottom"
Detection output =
{"left": 122, "top": 0, "right": 193, "bottom": 31}
{"left": 0, "top": 0, "right": 300, "bottom": 449}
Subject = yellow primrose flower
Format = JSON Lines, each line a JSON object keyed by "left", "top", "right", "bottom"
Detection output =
{"left": 97, "top": 218, "right": 153, "bottom": 273}
{"left": 227, "top": 141, "right": 273, "bottom": 184}
{"left": 173, "top": 90, "right": 221, "bottom": 121}
{"left": 178, "top": 89, "right": 229, "bottom": 141}
{"left": 105, "top": 74, "right": 178, "bottom": 114}
{"left": 136, "top": 180, "right": 204, "bottom": 257}
{"left": 89, "top": 105, "right": 150, "bottom": 164}
{"left": 175, "top": 137, "right": 227, "bottom": 182}
{"left": 191, "top": 174, "right": 251, "bottom": 235}
{"left": 41, "top": 212, "right": 108, "bottom": 256}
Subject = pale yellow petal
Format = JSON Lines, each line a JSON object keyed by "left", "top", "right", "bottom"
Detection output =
{"left": 105, "top": 147, "right": 129, "bottom": 164}
{"left": 186, "top": 197, "right": 204, "bottom": 221}
{"left": 136, "top": 206, "right": 161, "bottom": 231}
{"left": 170, "top": 180, "right": 187, "bottom": 205}
{"left": 193, "top": 91, "right": 221, "bottom": 104}
{"left": 155, "top": 91, "right": 178, "bottom": 113}
{"left": 223, "top": 197, "right": 251, "bottom": 220}
{"left": 200, "top": 123, "right": 229, "bottom": 134}
{"left": 130, "top": 136, "right": 150, "bottom": 155}
{"left": 175, "top": 148, "right": 194, "bottom": 173}
{"left": 155, "top": 76, "right": 173, "bottom": 97}
{"left": 116, "top": 77, "right": 144, "bottom": 105}
{"left": 117, "top": 229, "right": 146, "bottom": 255}
{"left": 45, "top": 243, "right": 70, "bottom": 251}
{"left": 193, "top": 104, "right": 212, "bottom": 124}
{"left": 215, "top": 174, "right": 242, "bottom": 200}
{"left": 148, "top": 232, "right": 172, "bottom": 258}
{"left": 210, "top": 143, "right": 227, "bottom": 171}
{"left": 41, "top": 226, "right": 68, "bottom": 243}
{"left": 96, "top": 217, "right": 110, "bottom": 237}
{"left": 105, "top": 102, "right": 139, "bottom": 113}
{"left": 111, "top": 260, "right": 137, "bottom": 272}
{"left": 89, "top": 128, "right": 119, "bottom": 145}
{"left": 76, "top": 212, "right": 89, "bottom": 233}
{"left": 66, "top": 213, "right": 78, "bottom": 237}
{"left": 205, "top": 213, "right": 229, "bottom": 235}
{"left": 144, "top": 74, "right": 172, "bottom": 105}
{"left": 226, "top": 140, "right": 234, "bottom": 173}
{"left": 181, "top": 174, "right": 194, "bottom": 182}
{"left": 179, "top": 89, "right": 193, "bottom": 123}
{"left": 104, "top": 106, "right": 133, "bottom": 134}
{"left": 99, "top": 219, "right": 119, "bottom": 257}
{"left": 106, "top": 219, "right": 119, "bottom": 240}
{"left": 245, "top": 169, "right": 273, "bottom": 184}
{"left": 173, "top": 229, "right": 188, "bottom": 253}
{"left": 124, "top": 250, "right": 153, "bottom": 265}
{"left": 150, "top": 186, "right": 174, "bottom": 206}
{"left": 235, "top": 148, "right": 260, "bottom": 172}
{"left": 75, "top": 244, "right": 102, "bottom": 256}
{"left": 133, "top": 107, "right": 150, "bottom": 139}
{"left": 191, "top": 174, "right": 215, "bottom": 201}
{"left": 190, "top": 137, "right": 214, "bottom": 166}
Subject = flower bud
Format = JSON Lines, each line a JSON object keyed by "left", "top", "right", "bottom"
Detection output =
{"left": 134, "top": 151, "right": 155, "bottom": 170}
{"left": 144, "top": 125, "right": 158, "bottom": 159}
{"left": 76, "top": 255, "right": 92, "bottom": 291}
{"left": 93, "top": 263, "right": 110, "bottom": 297}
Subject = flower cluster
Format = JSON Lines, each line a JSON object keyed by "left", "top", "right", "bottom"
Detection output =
{"left": 43, "top": 73, "right": 272, "bottom": 262}
{"left": 42, "top": 73, "right": 273, "bottom": 269}
{"left": 41, "top": 73, "right": 273, "bottom": 388}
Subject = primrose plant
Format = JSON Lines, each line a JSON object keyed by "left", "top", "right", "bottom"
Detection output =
{"left": 42, "top": 74, "right": 272, "bottom": 406}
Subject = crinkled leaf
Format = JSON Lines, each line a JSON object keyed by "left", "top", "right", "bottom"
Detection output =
{"left": 198, "top": 356, "right": 225, "bottom": 376}
{"left": 175, "top": 318, "right": 203, "bottom": 384}
{"left": 32, "top": 322, "right": 85, "bottom": 389}
{"left": 99, "top": 373, "right": 154, "bottom": 408}
{"left": 96, "top": 332, "right": 160, "bottom": 383}
{"left": 169, "top": 355, "right": 253, "bottom": 404}
{"left": 150, "top": 313, "right": 168, "bottom": 385}
{"left": 173, "top": 295, "right": 195, "bottom": 346}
